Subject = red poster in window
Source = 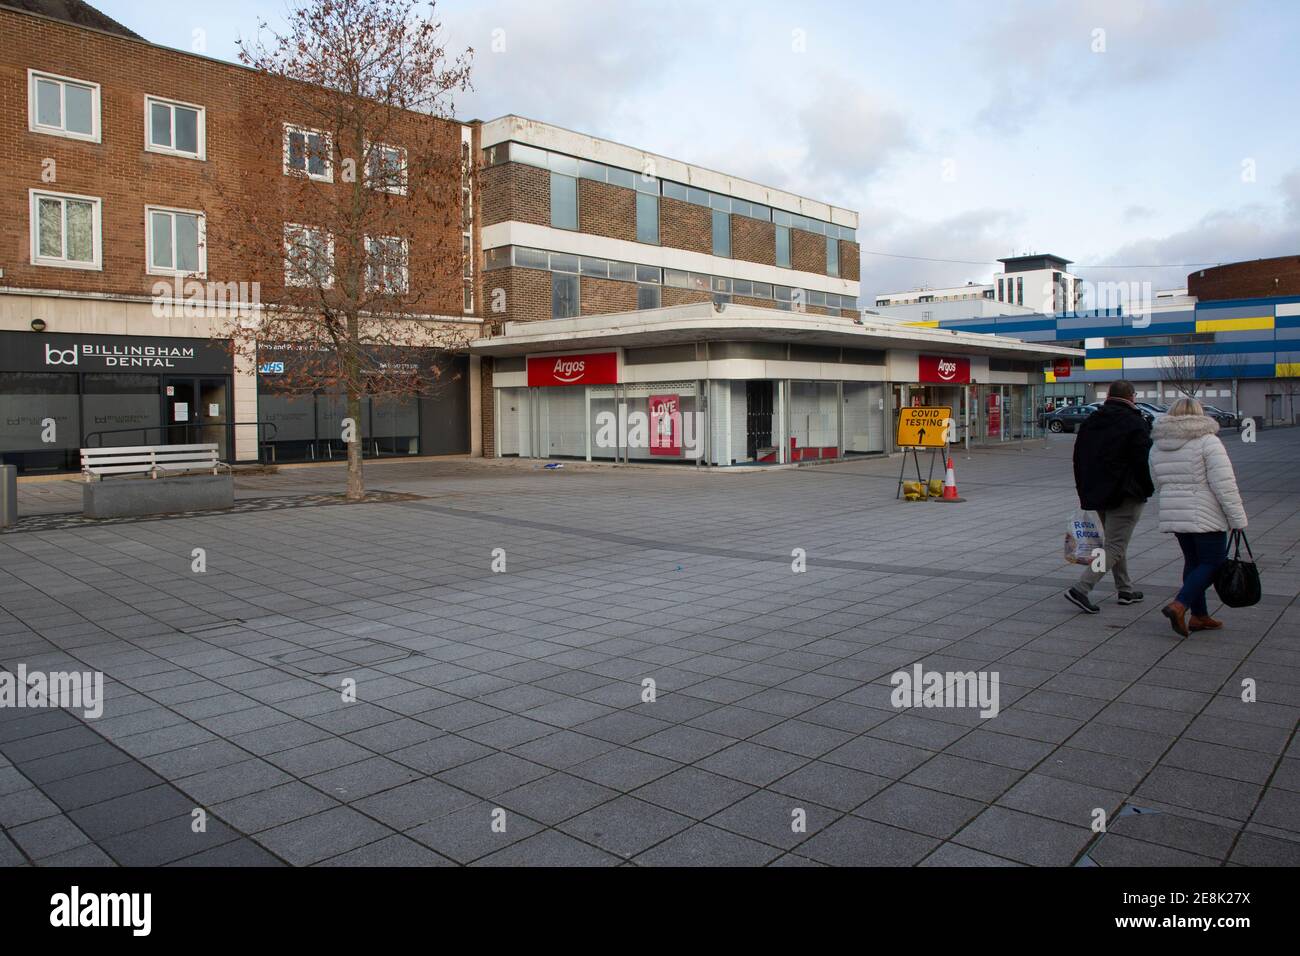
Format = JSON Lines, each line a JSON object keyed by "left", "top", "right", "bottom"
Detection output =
{"left": 526, "top": 351, "right": 618, "bottom": 386}
{"left": 1053, "top": 359, "right": 1072, "bottom": 378}
{"left": 649, "top": 394, "right": 682, "bottom": 456}
{"left": 987, "top": 393, "right": 1002, "bottom": 438}
{"left": 918, "top": 355, "right": 971, "bottom": 384}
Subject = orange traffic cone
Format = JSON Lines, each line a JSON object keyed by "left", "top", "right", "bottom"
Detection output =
{"left": 940, "top": 457, "right": 963, "bottom": 501}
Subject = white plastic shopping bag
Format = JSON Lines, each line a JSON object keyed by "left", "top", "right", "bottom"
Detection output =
{"left": 1064, "top": 509, "right": 1104, "bottom": 565}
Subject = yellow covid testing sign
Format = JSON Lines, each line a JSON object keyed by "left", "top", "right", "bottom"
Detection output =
{"left": 896, "top": 406, "right": 952, "bottom": 448}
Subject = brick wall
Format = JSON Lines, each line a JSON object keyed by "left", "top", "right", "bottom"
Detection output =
{"left": 840, "top": 240, "right": 860, "bottom": 282}
{"left": 484, "top": 266, "right": 553, "bottom": 324}
{"left": 733, "top": 216, "right": 776, "bottom": 267}
{"left": 1187, "top": 256, "right": 1300, "bottom": 301}
{"left": 0, "top": 7, "right": 465, "bottom": 314}
{"left": 791, "top": 228, "right": 827, "bottom": 276}
{"left": 480, "top": 161, "right": 548, "bottom": 229}
{"left": 578, "top": 179, "right": 636, "bottom": 242}
{"left": 659, "top": 196, "right": 711, "bottom": 255}
{"left": 580, "top": 275, "right": 637, "bottom": 315}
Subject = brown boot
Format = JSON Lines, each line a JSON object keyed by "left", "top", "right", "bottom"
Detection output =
{"left": 1189, "top": 614, "right": 1223, "bottom": 632}
{"left": 1161, "top": 600, "right": 1189, "bottom": 638}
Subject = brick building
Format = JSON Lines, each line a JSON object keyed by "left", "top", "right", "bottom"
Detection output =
{"left": 0, "top": 2, "right": 477, "bottom": 473}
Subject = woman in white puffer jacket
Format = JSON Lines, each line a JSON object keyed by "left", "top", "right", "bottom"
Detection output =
{"left": 1148, "top": 398, "right": 1248, "bottom": 637}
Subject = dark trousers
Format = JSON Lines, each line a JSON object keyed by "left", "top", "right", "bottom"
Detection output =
{"left": 1175, "top": 531, "right": 1228, "bottom": 616}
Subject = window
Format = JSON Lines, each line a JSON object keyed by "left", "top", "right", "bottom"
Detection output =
{"left": 636, "top": 192, "right": 659, "bottom": 244}
{"left": 826, "top": 236, "right": 839, "bottom": 277}
{"left": 283, "top": 124, "right": 332, "bottom": 181}
{"left": 28, "top": 70, "right": 99, "bottom": 141}
{"left": 552, "top": 273, "right": 579, "bottom": 318}
{"left": 1017, "top": 276, "right": 1024, "bottom": 306}
{"left": 367, "top": 236, "right": 408, "bottom": 293}
{"left": 368, "top": 143, "right": 407, "bottom": 194}
{"left": 712, "top": 209, "right": 731, "bottom": 258}
{"left": 146, "top": 206, "right": 205, "bottom": 276}
{"left": 284, "top": 224, "right": 333, "bottom": 287}
{"left": 550, "top": 172, "right": 577, "bottom": 230}
{"left": 29, "top": 189, "right": 101, "bottom": 270}
{"left": 775, "top": 225, "right": 791, "bottom": 268}
{"left": 637, "top": 284, "right": 661, "bottom": 310}
{"left": 145, "top": 96, "right": 204, "bottom": 159}
{"left": 997, "top": 278, "right": 1004, "bottom": 301}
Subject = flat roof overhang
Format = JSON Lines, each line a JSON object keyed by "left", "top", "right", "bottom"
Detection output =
{"left": 469, "top": 303, "right": 1084, "bottom": 362}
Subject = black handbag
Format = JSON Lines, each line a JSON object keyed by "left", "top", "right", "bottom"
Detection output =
{"left": 1214, "top": 530, "right": 1261, "bottom": 608}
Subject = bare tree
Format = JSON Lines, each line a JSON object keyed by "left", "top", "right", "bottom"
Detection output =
{"left": 1220, "top": 352, "right": 1251, "bottom": 414}
{"left": 1158, "top": 342, "right": 1221, "bottom": 402}
{"left": 213, "top": 0, "right": 474, "bottom": 499}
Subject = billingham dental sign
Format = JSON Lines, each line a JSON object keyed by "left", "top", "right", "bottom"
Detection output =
{"left": 1, "top": 331, "right": 232, "bottom": 374}
{"left": 527, "top": 351, "right": 618, "bottom": 387}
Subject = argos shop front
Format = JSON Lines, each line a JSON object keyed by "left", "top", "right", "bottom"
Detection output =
{"left": 477, "top": 304, "right": 1079, "bottom": 466}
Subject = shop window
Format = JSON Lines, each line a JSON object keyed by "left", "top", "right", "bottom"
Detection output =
{"left": 83, "top": 374, "right": 161, "bottom": 447}
{"left": 145, "top": 96, "right": 204, "bottom": 159}
{"left": 0, "top": 372, "right": 80, "bottom": 471}
{"left": 28, "top": 70, "right": 100, "bottom": 141}
{"left": 30, "top": 189, "right": 101, "bottom": 270}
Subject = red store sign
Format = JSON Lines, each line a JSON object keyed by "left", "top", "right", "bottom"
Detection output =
{"left": 526, "top": 351, "right": 618, "bottom": 387}
{"left": 918, "top": 354, "right": 971, "bottom": 384}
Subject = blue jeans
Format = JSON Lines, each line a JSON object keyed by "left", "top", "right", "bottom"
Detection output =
{"left": 1175, "top": 531, "right": 1228, "bottom": 616}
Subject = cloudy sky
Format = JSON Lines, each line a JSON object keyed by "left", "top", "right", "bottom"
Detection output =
{"left": 97, "top": 0, "right": 1300, "bottom": 301}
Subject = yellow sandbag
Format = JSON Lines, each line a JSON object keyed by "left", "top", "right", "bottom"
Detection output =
{"left": 928, "top": 479, "right": 944, "bottom": 498}
{"left": 902, "top": 481, "right": 924, "bottom": 498}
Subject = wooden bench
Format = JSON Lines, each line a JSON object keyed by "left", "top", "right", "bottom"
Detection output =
{"left": 80, "top": 444, "right": 229, "bottom": 482}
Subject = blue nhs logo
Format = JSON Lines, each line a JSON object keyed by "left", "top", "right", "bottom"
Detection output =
{"left": 259, "top": 361, "right": 285, "bottom": 374}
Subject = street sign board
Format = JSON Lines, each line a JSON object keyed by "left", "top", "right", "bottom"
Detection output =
{"left": 897, "top": 406, "right": 952, "bottom": 447}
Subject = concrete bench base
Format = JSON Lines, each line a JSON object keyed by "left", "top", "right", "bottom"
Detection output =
{"left": 83, "top": 474, "right": 234, "bottom": 519}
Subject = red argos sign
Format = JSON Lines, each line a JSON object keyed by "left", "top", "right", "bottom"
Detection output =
{"left": 527, "top": 351, "right": 618, "bottom": 387}
{"left": 918, "top": 355, "right": 971, "bottom": 384}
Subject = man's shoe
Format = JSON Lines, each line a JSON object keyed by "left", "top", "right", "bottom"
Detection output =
{"left": 1189, "top": 614, "right": 1223, "bottom": 632}
{"left": 1065, "top": 587, "right": 1100, "bottom": 614}
{"left": 1118, "top": 591, "right": 1144, "bottom": 605}
{"left": 1162, "top": 600, "right": 1190, "bottom": 638}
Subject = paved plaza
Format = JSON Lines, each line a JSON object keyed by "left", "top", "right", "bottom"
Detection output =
{"left": 1, "top": 431, "right": 1297, "bottom": 867}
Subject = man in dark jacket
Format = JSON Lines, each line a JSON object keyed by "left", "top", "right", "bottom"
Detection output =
{"left": 1066, "top": 380, "right": 1155, "bottom": 613}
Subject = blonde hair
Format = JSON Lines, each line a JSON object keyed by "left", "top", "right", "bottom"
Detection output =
{"left": 1168, "top": 397, "right": 1204, "bottom": 417}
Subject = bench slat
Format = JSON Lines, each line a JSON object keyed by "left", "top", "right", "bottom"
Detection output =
{"left": 81, "top": 443, "right": 218, "bottom": 457}
{"left": 82, "top": 452, "right": 219, "bottom": 465}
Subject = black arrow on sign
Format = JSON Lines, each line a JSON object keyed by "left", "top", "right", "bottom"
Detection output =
{"left": 917, "top": 427, "right": 926, "bottom": 444}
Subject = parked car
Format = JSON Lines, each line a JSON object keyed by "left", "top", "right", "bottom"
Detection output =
{"left": 1043, "top": 404, "right": 1096, "bottom": 433}
{"left": 1202, "top": 404, "right": 1241, "bottom": 428}
{"left": 1136, "top": 402, "right": 1168, "bottom": 422}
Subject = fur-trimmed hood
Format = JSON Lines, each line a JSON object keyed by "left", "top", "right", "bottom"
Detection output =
{"left": 1153, "top": 413, "right": 1218, "bottom": 451}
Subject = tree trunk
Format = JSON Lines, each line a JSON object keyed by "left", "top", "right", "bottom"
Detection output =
{"left": 345, "top": 311, "right": 365, "bottom": 501}
{"left": 346, "top": 387, "right": 364, "bottom": 500}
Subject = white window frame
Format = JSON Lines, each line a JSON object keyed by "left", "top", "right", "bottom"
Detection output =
{"left": 144, "top": 95, "right": 206, "bottom": 160}
{"left": 366, "top": 141, "right": 408, "bottom": 195}
{"left": 27, "top": 70, "right": 101, "bottom": 142}
{"left": 283, "top": 223, "right": 334, "bottom": 288}
{"left": 365, "top": 235, "right": 409, "bottom": 294}
{"left": 29, "top": 188, "right": 102, "bottom": 270}
{"left": 282, "top": 124, "right": 333, "bottom": 182}
{"left": 145, "top": 204, "right": 207, "bottom": 278}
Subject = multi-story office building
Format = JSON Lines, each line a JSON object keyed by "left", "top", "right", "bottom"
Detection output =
{"left": 875, "top": 254, "right": 1082, "bottom": 319}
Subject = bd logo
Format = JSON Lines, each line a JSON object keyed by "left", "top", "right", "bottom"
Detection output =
{"left": 45, "top": 344, "right": 78, "bottom": 366}
{"left": 553, "top": 358, "right": 586, "bottom": 383}
{"left": 936, "top": 358, "right": 957, "bottom": 380}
